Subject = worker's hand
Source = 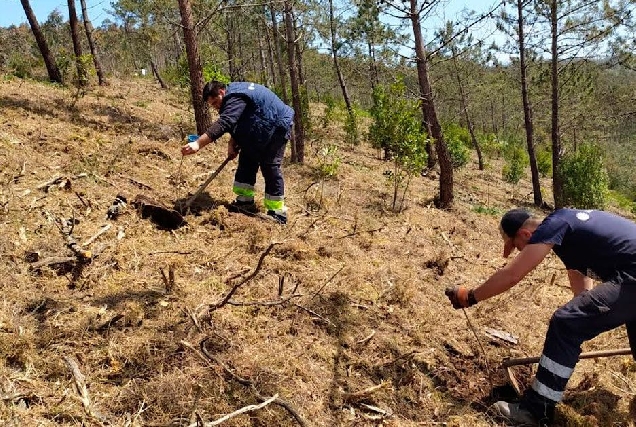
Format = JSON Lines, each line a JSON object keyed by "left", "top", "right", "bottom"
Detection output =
{"left": 445, "top": 286, "right": 477, "bottom": 309}
{"left": 228, "top": 138, "right": 239, "bottom": 160}
{"left": 181, "top": 139, "right": 199, "bottom": 156}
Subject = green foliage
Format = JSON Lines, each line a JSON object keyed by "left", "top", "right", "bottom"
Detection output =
{"left": 317, "top": 144, "right": 341, "bottom": 179}
{"left": 321, "top": 95, "right": 336, "bottom": 128}
{"left": 480, "top": 133, "right": 505, "bottom": 158}
{"left": 472, "top": 205, "right": 500, "bottom": 215}
{"left": 369, "top": 80, "right": 428, "bottom": 211}
{"left": 344, "top": 107, "right": 360, "bottom": 146}
{"left": 7, "top": 53, "right": 34, "bottom": 79}
{"left": 443, "top": 123, "right": 470, "bottom": 168}
{"left": 163, "top": 54, "right": 229, "bottom": 88}
{"left": 536, "top": 148, "right": 552, "bottom": 177}
{"left": 202, "top": 64, "right": 229, "bottom": 85}
{"left": 559, "top": 143, "right": 608, "bottom": 209}
{"left": 502, "top": 140, "right": 529, "bottom": 184}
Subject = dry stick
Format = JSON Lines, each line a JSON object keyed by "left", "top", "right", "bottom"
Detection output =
{"left": 195, "top": 339, "right": 309, "bottom": 427}
{"left": 82, "top": 224, "right": 112, "bottom": 247}
{"left": 310, "top": 264, "right": 345, "bottom": 300}
{"left": 211, "top": 242, "right": 279, "bottom": 311}
{"left": 462, "top": 308, "right": 493, "bottom": 383}
{"left": 187, "top": 394, "right": 278, "bottom": 427}
{"left": 337, "top": 226, "right": 385, "bottom": 239}
{"left": 342, "top": 382, "right": 387, "bottom": 404}
{"left": 62, "top": 356, "right": 107, "bottom": 424}
{"left": 225, "top": 278, "right": 301, "bottom": 307}
{"left": 291, "top": 303, "right": 336, "bottom": 328}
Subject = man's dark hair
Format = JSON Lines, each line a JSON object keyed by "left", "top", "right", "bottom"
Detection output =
{"left": 202, "top": 81, "right": 226, "bottom": 102}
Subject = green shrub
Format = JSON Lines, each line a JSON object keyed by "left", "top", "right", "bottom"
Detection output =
{"left": 344, "top": 107, "right": 359, "bottom": 146}
{"left": 444, "top": 124, "right": 470, "bottom": 168}
{"left": 369, "top": 79, "right": 428, "bottom": 211}
{"left": 502, "top": 141, "right": 529, "bottom": 184}
{"left": 559, "top": 143, "right": 608, "bottom": 209}
{"left": 536, "top": 148, "right": 552, "bottom": 177}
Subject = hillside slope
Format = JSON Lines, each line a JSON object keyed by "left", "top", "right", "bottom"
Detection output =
{"left": 0, "top": 77, "right": 634, "bottom": 426}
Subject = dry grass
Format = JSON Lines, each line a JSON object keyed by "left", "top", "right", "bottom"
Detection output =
{"left": 0, "top": 76, "right": 634, "bottom": 426}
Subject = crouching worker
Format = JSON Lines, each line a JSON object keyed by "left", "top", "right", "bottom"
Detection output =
{"left": 445, "top": 208, "right": 636, "bottom": 425}
{"left": 182, "top": 81, "right": 294, "bottom": 224}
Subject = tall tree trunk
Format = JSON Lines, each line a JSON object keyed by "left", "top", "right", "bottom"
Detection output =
{"left": 293, "top": 13, "right": 305, "bottom": 85}
{"left": 269, "top": 5, "right": 288, "bottom": 102}
{"left": 177, "top": 0, "right": 212, "bottom": 134}
{"left": 550, "top": 0, "right": 563, "bottom": 208}
{"left": 256, "top": 20, "right": 270, "bottom": 86}
{"left": 517, "top": 0, "right": 542, "bottom": 206}
{"left": 19, "top": 0, "right": 63, "bottom": 83}
{"left": 150, "top": 58, "right": 168, "bottom": 89}
{"left": 79, "top": 0, "right": 105, "bottom": 85}
{"left": 451, "top": 53, "right": 483, "bottom": 170}
{"left": 67, "top": 0, "right": 88, "bottom": 86}
{"left": 367, "top": 42, "right": 379, "bottom": 90}
{"left": 262, "top": 10, "right": 277, "bottom": 86}
{"left": 226, "top": 14, "right": 238, "bottom": 80}
{"left": 284, "top": 1, "right": 304, "bottom": 163}
{"left": 329, "top": 0, "right": 357, "bottom": 144}
{"left": 410, "top": 0, "right": 453, "bottom": 208}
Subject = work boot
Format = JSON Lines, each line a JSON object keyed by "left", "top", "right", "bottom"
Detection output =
{"left": 266, "top": 210, "right": 287, "bottom": 224}
{"left": 228, "top": 199, "right": 258, "bottom": 214}
{"left": 491, "top": 401, "right": 540, "bottom": 426}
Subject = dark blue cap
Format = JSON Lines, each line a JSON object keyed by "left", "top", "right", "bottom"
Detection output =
{"left": 500, "top": 208, "right": 531, "bottom": 237}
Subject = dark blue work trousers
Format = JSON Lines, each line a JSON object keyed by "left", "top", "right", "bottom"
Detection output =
{"left": 234, "top": 128, "right": 288, "bottom": 200}
{"left": 523, "top": 274, "right": 636, "bottom": 423}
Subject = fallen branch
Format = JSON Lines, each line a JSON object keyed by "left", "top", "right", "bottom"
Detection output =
{"left": 82, "top": 224, "right": 112, "bottom": 247}
{"left": 226, "top": 280, "right": 301, "bottom": 307}
{"left": 311, "top": 264, "right": 344, "bottom": 300}
{"left": 57, "top": 217, "right": 92, "bottom": 260}
{"left": 189, "top": 394, "right": 278, "bottom": 427}
{"left": 211, "top": 243, "right": 279, "bottom": 311}
{"left": 356, "top": 330, "right": 376, "bottom": 346}
{"left": 62, "top": 355, "right": 107, "bottom": 423}
{"left": 30, "top": 256, "right": 76, "bottom": 270}
{"left": 291, "top": 303, "right": 336, "bottom": 328}
{"left": 92, "top": 314, "right": 124, "bottom": 332}
{"left": 181, "top": 339, "right": 308, "bottom": 427}
{"left": 337, "top": 226, "right": 384, "bottom": 239}
{"left": 342, "top": 382, "right": 388, "bottom": 404}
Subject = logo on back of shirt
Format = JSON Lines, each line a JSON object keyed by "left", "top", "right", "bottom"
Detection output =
{"left": 576, "top": 210, "right": 592, "bottom": 221}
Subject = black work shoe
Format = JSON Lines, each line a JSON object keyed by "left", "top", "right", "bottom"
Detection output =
{"left": 228, "top": 200, "right": 258, "bottom": 214}
{"left": 491, "top": 401, "right": 540, "bottom": 426}
{"left": 266, "top": 210, "right": 287, "bottom": 224}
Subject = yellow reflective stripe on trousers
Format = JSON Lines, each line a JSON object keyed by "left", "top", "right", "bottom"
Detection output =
{"left": 233, "top": 182, "right": 255, "bottom": 198}
{"left": 264, "top": 198, "right": 284, "bottom": 211}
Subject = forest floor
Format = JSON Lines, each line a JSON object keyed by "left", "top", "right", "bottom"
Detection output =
{"left": 0, "top": 76, "right": 635, "bottom": 427}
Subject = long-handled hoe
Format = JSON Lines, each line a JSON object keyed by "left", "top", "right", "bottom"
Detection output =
{"left": 502, "top": 347, "right": 632, "bottom": 396}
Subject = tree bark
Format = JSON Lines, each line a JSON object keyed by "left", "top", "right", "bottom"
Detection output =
{"left": 329, "top": 0, "right": 357, "bottom": 144}
{"left": 284, "top": 1, "right": 304, "bottom": 163}
{"left": 410, "top": 0, "right": 453, "bottom": 208}
{"left": 270, "top": 5, "right": 288, "bottom": 102}
{"left": 67, "top": 0, "right": 88, "bottom": 86}
{"left": 177, "top": 0, "right": 212, "bottom": 134}
{"left": 79, "top": 0, "right": 106, "bottom": 85}
{"left": 150, "top": 58, "right": 168, "bottom": 89}
{"left": 451, "top": 52, "right": 483, "bottom": 170}
{"left": 19, "top": 0, "right": 63, "bottom": 83}
{"left": 550, "top": 0, "right": 563, "bottom": 208}
{"left": 517, "top": 0, "right": 542, "bottom": 206}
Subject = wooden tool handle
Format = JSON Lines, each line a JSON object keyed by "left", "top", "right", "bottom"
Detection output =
{"left": 502, "top": 347, "right": 632, "bottom": 368}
